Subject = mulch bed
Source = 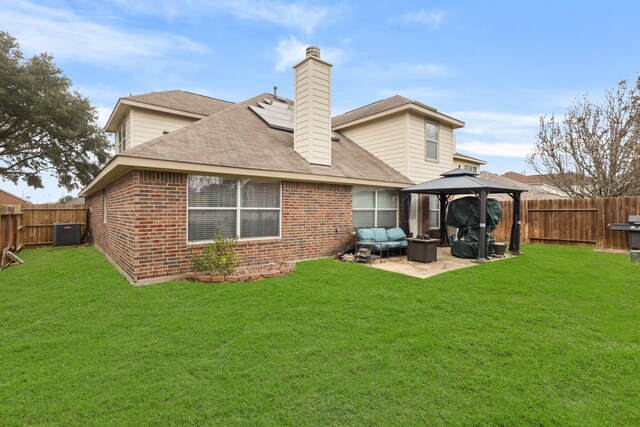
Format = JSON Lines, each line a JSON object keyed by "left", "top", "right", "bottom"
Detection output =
{"left": 186, "top": 261, "right": 296, "bottom": 283}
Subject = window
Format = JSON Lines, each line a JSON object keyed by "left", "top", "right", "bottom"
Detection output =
{"left": 352, "top": 187, "right": 397, "bottom": 228}
{"left": 102, "top": 188, "right": 107, "bottom": 223}
{"left": 187, "top": 175, "right": 280, "bottom": 242}
{"left": 118, "top": 121, "right": 127, "bottom": 152}
{"left": 426, "top": 121, "right": 438, "bottom": 160}
{"left": 462, "top": 164, "right": 478, "bottom": 174}
{"left": 429, "top": 194, "right": 440, "bottom": 229}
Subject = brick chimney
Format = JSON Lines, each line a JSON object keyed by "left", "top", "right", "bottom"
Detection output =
{"left": 293, "top": 46, "right": 332, "bottom": 166}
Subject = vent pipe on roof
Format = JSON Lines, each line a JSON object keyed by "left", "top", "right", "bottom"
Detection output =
{"left": 293, "top": 46, "right": 332, "bottom": 167}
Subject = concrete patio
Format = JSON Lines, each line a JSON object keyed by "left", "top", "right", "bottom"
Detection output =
{"left": 365, "top": 247, "right": 515, "bottom": 279}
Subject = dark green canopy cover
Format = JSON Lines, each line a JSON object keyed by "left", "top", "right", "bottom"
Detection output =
{"left": 446, "top": 196, "right": 503, "bottom": 258}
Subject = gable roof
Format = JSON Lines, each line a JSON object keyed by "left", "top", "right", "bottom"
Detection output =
{"left": 122, "top": 90, "right": 234, "bottom": 116}
{"left": 81, "top": 94, "right": 412, "bottom": 196}
{"left": 332, "top": 95, "right": 464, "bottom": 129}
{"left": 105, "top": 90, "right": 234, "bottom": 132}
{"left": 502, "top": 171, "right": 579, "bottom": 185}
{"left": 453, "top": 152, "right": 486, "bottom": 165}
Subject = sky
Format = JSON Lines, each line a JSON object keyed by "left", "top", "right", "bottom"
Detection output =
{"left": 1, "top": 0, "right": 640, "bottom": 202}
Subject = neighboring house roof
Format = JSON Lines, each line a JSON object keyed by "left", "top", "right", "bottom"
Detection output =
{"left": 480, "top": 171, "right": 567, "bottom": 200}
{"left": 502, "top": 171, "right": 579, "bottom": 185}
{"left": 66, "top": 197, "right": 85, "bottom": 205}
{"left": 80, "top": 94, "right": 412, "bottom": 197}
{"left": 332, "top": 95, "right": 464, "bottom": 129}
{"left": 105, "top": 90, "right": 234, "bottom": 132}
{"left": 453, "top": 152, "right": 486, "bottom": 165}
{"left": 0, "top": 188, "right": 29, "bottom": 205}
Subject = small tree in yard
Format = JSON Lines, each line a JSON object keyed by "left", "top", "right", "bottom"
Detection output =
{"left": 190, "top": 230, "right": 239, "bottom": 276}
{"left": 0, "top": 31, "right": 110, "bottom": 191}
{"left": 527, "top": 77, "right": 640, "bottom": 198}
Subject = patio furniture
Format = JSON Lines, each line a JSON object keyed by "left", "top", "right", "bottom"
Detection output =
{"left": 405, "top": 238, "right": 439, "bottom": 263}
{"left": 355, "top": 227, "right": 408, "bottom": 261}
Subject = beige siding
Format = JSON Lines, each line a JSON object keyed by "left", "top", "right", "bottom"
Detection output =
{"left": 129, "top": 108, "right": 197, "bottom": 148}
{"left": 407, "top": 112, "right": 454, "bottom": 182}
{"left": 340, "top": 112, "right": 409, "bottom": 176}
{"left": 294, "top": 57, "right": 332, "bottom": 166}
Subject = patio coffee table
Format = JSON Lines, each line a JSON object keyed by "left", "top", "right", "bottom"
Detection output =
{"left": 405, "top": 238, "right": 439, "bottom": 263}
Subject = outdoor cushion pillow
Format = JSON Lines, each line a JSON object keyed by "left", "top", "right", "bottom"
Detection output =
{"left": 356, "top": 228, "right": 375, "bottom": 242}
{"left": 372, "top": 227, "right": 389, "bottom": 242}
{"left": 386, "top": 227, "right": 406, "bottom": 241}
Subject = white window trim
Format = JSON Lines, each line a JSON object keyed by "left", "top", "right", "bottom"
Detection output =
{"left": 429, "top": 194, "right": 440, "bottom": 229}
{"left": 186, "top": 176, "right": 282, "bottom": 244}
{"left": 425, "top": 121, "right": 439, "bottom": 161}
{"left": 118, "top": 121, "right": 127, "bottom": 153}
{"left": 352, "top": 187, "right": 398, "bottom": 228}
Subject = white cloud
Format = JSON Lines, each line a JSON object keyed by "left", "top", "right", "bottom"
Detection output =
{"left": 0, "top": 0, "right": 206, "bottom": 67}
{"left": 453, "top": 111, "right": 542, "bottom": 158}
{"left": 274, "top": 36, "right": 344, "bottom": 72}
{"left": 401, "top": 9, "right": 444, "bottom": 27}
{"left": 111, "top": 0, "right": 329, "bottom": 33}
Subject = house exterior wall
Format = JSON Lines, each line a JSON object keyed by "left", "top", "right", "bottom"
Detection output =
{"left": 87, "top": 171, "right": 353, "bottom": 283}
{"left": 0, "top": 189, "right": 27, "bottom": 205}
{"left": 339, "top": 112, "right": 408, "bottom": 176}
{"left": 407, "top": 112, "right": 454, "bottom": 183}
{"left": 130, "top": 108, "right": 197, "bottom": 148}
{"left": 86, "top": 173, "right": 137, "bottom": 279}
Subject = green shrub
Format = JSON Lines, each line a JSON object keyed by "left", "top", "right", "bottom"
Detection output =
{"left": 189, "top": 230, "right": 239, "bottom": 275}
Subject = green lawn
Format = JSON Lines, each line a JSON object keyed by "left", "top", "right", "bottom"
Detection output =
{"left": 1, "top": 245, "right": 639, "bottom": 425}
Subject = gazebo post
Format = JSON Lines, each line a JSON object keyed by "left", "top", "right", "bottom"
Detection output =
{"left": 438, "top": 193, "right": 449, "bottom": 246}
{"left": 509, "top": 192, "right": 521, "bottom": 254}
{"left": 401, "top": 192, "right": 412, "bottom": 237}
{"left": 478, "top": 189, "right": 488, "bottom": 261}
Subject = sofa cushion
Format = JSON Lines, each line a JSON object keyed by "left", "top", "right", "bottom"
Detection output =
{"left": 384, "top": 241, "right": 404, "bottom": 249}
{"left": 386, "top": 227, "right": 406, "bottom": 241}
{"left": 372, "top": 228, "right": 389, "bottom": 242}
{"left": 356, "top": 228, "right": 375, "bottom": 242}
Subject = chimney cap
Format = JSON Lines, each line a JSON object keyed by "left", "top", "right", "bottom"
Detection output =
{"left": 306, "top": 46, "right": 321, "bottom": 58}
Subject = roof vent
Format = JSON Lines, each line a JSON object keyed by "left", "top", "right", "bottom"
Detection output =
{"left": 306, "top": 46, "right": 321, "bottom": 59}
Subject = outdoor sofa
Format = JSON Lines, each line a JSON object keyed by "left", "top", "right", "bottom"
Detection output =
{"left": 355, "top": 227, "right": 408, "bottom": 258}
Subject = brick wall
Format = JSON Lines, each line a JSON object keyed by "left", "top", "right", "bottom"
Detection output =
{"left": 0, "top": 190, "right": 27, "bottom": 205}
{"left": 88, "top": 171, "right": 353, "bottom": 283}
{"left": 86, "top": 173, "right": 137, "bottom": 279}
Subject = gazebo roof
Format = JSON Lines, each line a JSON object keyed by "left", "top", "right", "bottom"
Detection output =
{"left": 401, "top": 168, "right": 526, "bottom": 194}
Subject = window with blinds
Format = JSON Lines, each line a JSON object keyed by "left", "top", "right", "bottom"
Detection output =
{"left": 429, "top": 194, "right": 440, "bottom": 228}
{"left": 352, "top": 187, "right": 398, "bottom": 228}
{"left": 187, "top": 176, "right": 280, "bottom": 242}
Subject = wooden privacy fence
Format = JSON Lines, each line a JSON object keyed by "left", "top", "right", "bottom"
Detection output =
{"left": 493, "top": 196, "right": 640, "bottom": 249}
{"left": 1, "top": 205, "right": 23, "bottom": 254}
{"left": 0, "top": 203, "right": 89, "bottom": 250}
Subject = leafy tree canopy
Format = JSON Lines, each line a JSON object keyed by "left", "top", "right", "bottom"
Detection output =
{"left": 0, "top": 31, "right": 110, "bottom": 190}
{"left": 527, "top": 78, "right": 640, "bottom": 198}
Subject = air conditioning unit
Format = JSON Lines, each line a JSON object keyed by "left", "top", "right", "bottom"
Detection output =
{"left": 53, "top": 223, "right": 82, "bottom": 246}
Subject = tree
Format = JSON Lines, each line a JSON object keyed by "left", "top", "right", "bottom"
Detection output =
{"left": 527, "top": 78, "right": 640, "bottom": 198}
{"left": 57, "top": 195, "right": 75, "bottom": 204}
{"left": 0, "top": 31, "right": 110, "bottom": 191}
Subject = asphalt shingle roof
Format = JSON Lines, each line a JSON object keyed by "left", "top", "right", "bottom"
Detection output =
{"left": 123, "top": 90, "right": 234, "bottom": 116}
{"left": 121, "top": 94, "right": 412, "bottom": 185}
